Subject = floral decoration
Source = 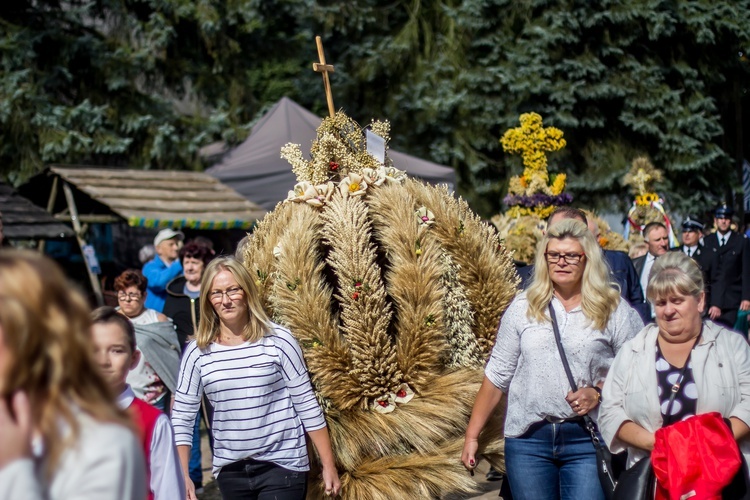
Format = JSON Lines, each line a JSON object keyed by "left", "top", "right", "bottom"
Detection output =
{"left": 500, "top": 113, "right": 572, "bottom": 218}
{"left": 339, "top": 172, "right": 368, "bottom": 197}
{"left": 415, "top": 207, "right": 435, "bottom": 227}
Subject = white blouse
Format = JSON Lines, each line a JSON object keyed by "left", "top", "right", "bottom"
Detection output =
{"left": 485, "top": 292, "right": 643, "bottom": 437}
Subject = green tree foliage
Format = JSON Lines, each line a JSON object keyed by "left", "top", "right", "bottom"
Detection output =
{"left": 316, "top": 0, "right": 750, "bottom": 215}
{"left": 1, "top": 0, "right": 748, "bottom": 217}
{"left": 0, "top": 0, "right": 315, "bottom": 183}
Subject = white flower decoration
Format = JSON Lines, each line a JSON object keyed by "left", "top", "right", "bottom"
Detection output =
{"left": 362, "top": 167, "right": 386, "bottom": 187}
{"left": 394, "top": 383, "right": 415, "bottom": 404}
{"left": 306, "top": 182, "right": 336, "bottom": 207}
{"left": 338, "top": 172, "right": 368, "bottom": 198}
{"left": 273, "top": 243, "right": 283, "bottom": 259}
{"left": 371, "top": 393, "right": 396, "bottom": 414}
{"left": 383, "top": 166, "right": 406, "bottom": 184}
{"left": 415, "top": 207, "right": 435, "bottom": 227}
{"left": 286, "top": 181, "right": 316, "bottom": 203}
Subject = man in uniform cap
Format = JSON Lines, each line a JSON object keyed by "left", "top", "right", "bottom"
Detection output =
{"left": 703, "top": 204, "right": 750, "bottom": 330}
{"left": 142, "top": 228, "right": 184, "bottom": 312}
{"left": 674, "top": 216, "right": 706, "bottom": 263}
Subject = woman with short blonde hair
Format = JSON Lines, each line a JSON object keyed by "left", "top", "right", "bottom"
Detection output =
{"left": 172, "top": 256, "right": 340, "bottom": 499}
{"left": 0, "top": 250, "right": 145, "bottom": 499}
{"left": 599, "top": 252, "right": 750, "bottom": 488}
{"left": 462, "top": 219, "right": 642, "bottom": 499}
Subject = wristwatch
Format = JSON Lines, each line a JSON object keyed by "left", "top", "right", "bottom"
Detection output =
{"left": 593, "top": 386, "right": 602, "bottom": 403}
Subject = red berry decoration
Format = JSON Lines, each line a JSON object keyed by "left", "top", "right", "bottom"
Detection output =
{"left": 330, "top": 161, "right": 339, "bottom": 171}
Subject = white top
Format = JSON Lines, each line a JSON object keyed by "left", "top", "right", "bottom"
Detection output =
{"left": 640, "top": 254, "right": 656, "bottom": 318}
{"left": 485, "top": 292, "right": 642, "bottom": 437}
{"left": 125, "top": 308, "right": 166, "bottom": 404}
{"left": 117, "top": 386, "right": 185, "bottom": 500}
{"left": 0, "top": 411, "right": 146, "bottom": 500}
{"left": 171, "top": 323, "right": 326, "bottom": 477}
{"left": 599, "top": 321, "right": 750, "bottom": 470}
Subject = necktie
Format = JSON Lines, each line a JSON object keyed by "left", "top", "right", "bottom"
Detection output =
{"left": 720, "top": 236, "right": 726, "bottom": 246}
{"left": 687, "top": 247, "right": 692, "bottom": 257}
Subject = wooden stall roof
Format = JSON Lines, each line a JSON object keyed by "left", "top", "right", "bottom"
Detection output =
{"left": 0, "top": 184, "right": 74, "bottom": 240}
{"left": 33, "top": 166, "right": 266, "bottom": 230}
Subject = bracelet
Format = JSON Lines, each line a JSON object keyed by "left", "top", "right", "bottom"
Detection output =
{"left": 592, "top": 386, "right": 602, "bottom": 403}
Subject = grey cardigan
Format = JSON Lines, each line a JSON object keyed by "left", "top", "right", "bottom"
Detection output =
{"left": 134, "top": 320, "right": 181, "bottom": 394}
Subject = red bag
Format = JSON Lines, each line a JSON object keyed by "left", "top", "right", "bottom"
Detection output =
{"left": 652, "top": 412, "right": 741, "bottom": 500}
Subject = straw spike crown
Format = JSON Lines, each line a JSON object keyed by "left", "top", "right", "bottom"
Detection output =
{"left": 242, "top": 110, "right": 519, "bottom": 498}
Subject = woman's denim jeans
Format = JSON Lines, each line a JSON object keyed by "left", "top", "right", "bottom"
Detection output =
{"left": 504, "top": 419, "right": 606, "bottom": 500}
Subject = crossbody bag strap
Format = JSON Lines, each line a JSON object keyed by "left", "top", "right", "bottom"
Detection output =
{"left": 661, "top": 340, "right": 697, "bottom": 427}
{"left": 548, "top": 302, "right": 578, "bottom": 392}
{"left": 548, "top": 302, "right": 602, "bottom": 444}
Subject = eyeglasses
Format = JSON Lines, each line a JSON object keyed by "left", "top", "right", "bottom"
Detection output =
{"left": 117, "top": 292, "right": 142, "bottom": 301}
{"left": 209, "top": 286, "right": 244, "bottom": 302}
{"left": 545, "top": 252, "right": 585, "bottom": 265}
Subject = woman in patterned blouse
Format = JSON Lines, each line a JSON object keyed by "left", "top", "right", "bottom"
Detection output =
{"left": 461, "top": 218, "right": 642, "bottom": 500}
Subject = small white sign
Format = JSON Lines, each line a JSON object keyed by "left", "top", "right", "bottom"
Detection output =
{"left": 366, "top": 129, "right": 386, "bottom": 165}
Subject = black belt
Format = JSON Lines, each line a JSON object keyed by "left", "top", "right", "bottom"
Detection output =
{"left": 543, "top": 415, "right": 583, "bottom": 424}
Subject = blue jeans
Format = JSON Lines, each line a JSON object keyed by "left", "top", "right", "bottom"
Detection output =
{"left": 189, "top": 414, "right": 202, "bottom": 484}
{"left": 505, "top": 420, "right": 605, "bottom": 500}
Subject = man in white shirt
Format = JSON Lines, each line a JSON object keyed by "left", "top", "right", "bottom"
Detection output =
{"left": 632, "top": 222, "right": 670, "bottom": 319}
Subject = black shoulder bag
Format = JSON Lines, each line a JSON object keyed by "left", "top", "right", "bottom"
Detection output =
{"left": 548, "top": 303, "right": 618, "bottom": 499}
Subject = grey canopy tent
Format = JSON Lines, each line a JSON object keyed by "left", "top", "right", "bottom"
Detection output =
{"left": 207, "top": 97, "right": 456, "bottom": 211}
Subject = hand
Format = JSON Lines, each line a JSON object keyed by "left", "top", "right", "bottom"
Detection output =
{"left": 184, "top": 472, "right": 197, "bottom": 500}
{"left": 321, "top": 465, "right": 341, "bottom": 497}
{"left": 461, "top": 436, "right": 479, "bottom": 473}
{"left": 566, "top": 387, "right": 599, "bottom": 416}
{"left": 708, "top": 306, "right": 722, "bottom": 320}
{"left": 0, "top": 392, "right": 32, "bottom": 469}
{"left": 741, "top": 301, "right": 750, "bottom": 312}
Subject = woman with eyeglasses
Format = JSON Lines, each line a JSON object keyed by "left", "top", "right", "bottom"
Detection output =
{"left": 114, "top": 270, "right": 180, "bottom": 413}
{"left": 461, "top": 219, "right": 642, "bottom": 500}
{"left": 171, "top": 256, "right": 341, "bottom": 500}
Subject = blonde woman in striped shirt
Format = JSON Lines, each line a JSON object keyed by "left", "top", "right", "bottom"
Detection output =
{"left": 171, "top": 256, "right": 340, "bottom": 499}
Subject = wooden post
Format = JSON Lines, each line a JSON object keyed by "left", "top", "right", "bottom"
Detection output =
{"left": 37, "top": 176, "right": 59, "bottom": 252}
{"left": 62, "top": 181, "right": 104, "bottom": 306}
{"left": 312, "top": 36, "right": 336, "bottom": 118}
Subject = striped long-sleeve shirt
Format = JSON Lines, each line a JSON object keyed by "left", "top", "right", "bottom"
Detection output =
{"left": 171, "top": 323, "right": 326, "bottom": 477}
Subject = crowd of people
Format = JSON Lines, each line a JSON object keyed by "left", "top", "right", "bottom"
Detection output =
{"left": 462, "top": 205, "right": 750, "bottom": 499}
{"left": 1, "top": 204, "right": 750, "bottom": 500}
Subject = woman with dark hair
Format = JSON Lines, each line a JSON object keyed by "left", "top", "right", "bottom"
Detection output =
{"left": 164, "top": 241, "right": 215, "bottom": 348}
{"left": 114, "top": 269, "right": 180, "bottom": 414}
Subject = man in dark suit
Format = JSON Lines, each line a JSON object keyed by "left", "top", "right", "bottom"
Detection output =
{"left": 673, "top": 216, "right": 708, "bottom": 267}
{"left": 703, "top": 204, "right": 750, "bottom": 329}
{"left": 632, "top": 222, "right": 670, "bottom": 321}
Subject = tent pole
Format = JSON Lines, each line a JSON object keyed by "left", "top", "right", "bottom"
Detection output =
{"left": 37, "top": 176, "right": 59, "bottom": 252}
{"left": 62, "top": 181, "right": 104, "bottom": 306}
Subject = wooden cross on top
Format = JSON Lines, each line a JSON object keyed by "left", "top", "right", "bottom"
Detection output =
{"left": 312, "top": 36, "right": 336, "bottom": 118}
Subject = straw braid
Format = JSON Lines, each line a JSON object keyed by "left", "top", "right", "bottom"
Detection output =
{"left": 403, "top": 180, "right": 519, "bottom": 356}
{"left": 319, "top": 193, "right": 402, "bottom": 407}
{"left": 268, "top": 204, "right": 363, "bottom": 410}
{"left": 367, "top": 183, "right": 448, "bottom": 393}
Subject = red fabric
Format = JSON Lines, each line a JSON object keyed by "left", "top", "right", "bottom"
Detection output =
{"left": 652, "top": 412, "right": 741, "bottom": 500}
{"left": 127, "top": 397, "right": 162, "bottom": 500}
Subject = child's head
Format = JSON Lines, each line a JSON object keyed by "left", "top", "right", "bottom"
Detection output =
{"left": 91, "top": 306, "right": 139, "bottom": 393}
